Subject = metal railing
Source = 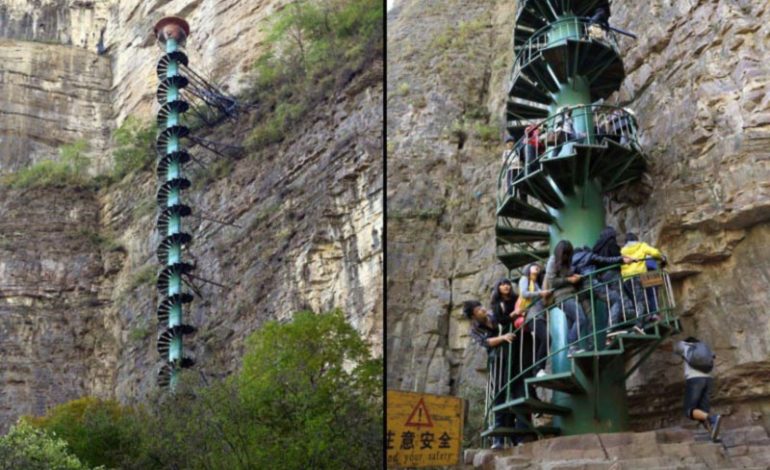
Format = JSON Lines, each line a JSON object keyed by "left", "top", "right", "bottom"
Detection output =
{"left": 483, "top": 266, "right": 677, "bottom": 436}
{"left": 497, "top": 104, "right": 641, "bottom": 209}
{"left": 510, "top": 17, "right": 625, "bottom": 90}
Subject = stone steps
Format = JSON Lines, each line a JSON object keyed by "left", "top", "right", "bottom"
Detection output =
{"left": 466, "top": 425, "right": 770, "bottom": 469}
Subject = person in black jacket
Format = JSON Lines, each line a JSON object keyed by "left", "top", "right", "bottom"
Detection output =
{"left": 488, "top": 279, "right": 533, "bottom": 446}
{"left": 591, "top": 227, "right": 638, "bottom": 335}
{"left": 464, "top": 300, "right": 515, "bottom": 449}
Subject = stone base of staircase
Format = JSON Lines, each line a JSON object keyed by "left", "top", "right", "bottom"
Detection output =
{"left": 464, "top": 425, "right": 770, "bottom": 469}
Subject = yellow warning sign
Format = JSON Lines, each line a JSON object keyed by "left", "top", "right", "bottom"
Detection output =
{"left": 387, "top": 390, "right": 464, "bottom": 468}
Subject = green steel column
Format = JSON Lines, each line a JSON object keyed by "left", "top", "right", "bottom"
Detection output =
{"left": 544, "top": 15, "right": 628, "bottom": 436}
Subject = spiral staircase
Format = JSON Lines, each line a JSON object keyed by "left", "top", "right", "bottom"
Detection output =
{"left": 484, "top": 0, "right": 681, "bottom": 441}
{"left": 153, "top": 17, "right": 197, "bottom": 389}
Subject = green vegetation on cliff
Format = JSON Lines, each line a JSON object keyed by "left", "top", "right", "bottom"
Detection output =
{"left": 246, "top": 0, "right": 383, "bottom": 150}
{"left": 18, "top": 310, "right": 382, "bottom": 470}
{"left": 3, "top": 140, "right": 92, "bottom": 189}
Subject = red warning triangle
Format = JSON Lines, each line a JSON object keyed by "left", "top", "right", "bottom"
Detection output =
{"left": 404, "top": 398, "right": 433, "bottom": 429}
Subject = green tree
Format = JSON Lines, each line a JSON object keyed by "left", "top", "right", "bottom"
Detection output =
{"left": 0, "top": 421, "right": 91, "bottom": 470}
{"left": 236, "top": 310, "right": 383, "bottom": 469}
{"left": 128, "top": 310, "right": 382, "bottom": 470}
{"left": 16, "top": 310, "right": 381, "bottom": 470}
{"left": 23, "top": 397, "right": 138, "bottom": 469}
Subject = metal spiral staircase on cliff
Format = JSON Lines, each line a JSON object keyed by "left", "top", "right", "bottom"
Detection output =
{"left": 154, "top": 17, "right": 197, "bottom": 389}
{"left": 484, "top": 0, "right": 681, "bottom": 441}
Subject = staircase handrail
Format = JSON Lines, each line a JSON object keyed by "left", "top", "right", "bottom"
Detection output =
{"left": 485, "top": 266, "right": 676, "bottom": 408}
{"left": 497, "top": 104, "right": 642, "bottom": 210}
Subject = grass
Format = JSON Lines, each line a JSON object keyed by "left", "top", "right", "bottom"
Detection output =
{"left": 111, "top": 117, "right": 156, "bottom": 182}
{"left": 473, "top": 122, "right": 499, "bottom": 144}
{"left": 193, "top": 157, "right": 235, "bottom": 190}
{"left": 387, "top": 208, "right": 443, "bottom": 220}
{"left": 3, "top": 140, "right": 92, "bottom": 189}
{"left": 248, "top": 203, "right": 282, "bottom": 231}
{"left": 128, "top": 324, "right": 151, "bottom": 342}
{"left": 131, "top": 196, "right": 156, "bottom": 220}
{"left": 127, "top": 265, "right": 156, "bottom": 291}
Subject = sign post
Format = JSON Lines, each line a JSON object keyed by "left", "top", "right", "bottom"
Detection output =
{"left": 386, "top": 390, "right": 464, "bottom": 468}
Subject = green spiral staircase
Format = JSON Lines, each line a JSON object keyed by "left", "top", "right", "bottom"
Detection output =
{"left": 483, "top": 0, "right": 681, "bottom": 441}
{"left": 154, "top": 17, "right": 196, "bottom": 389}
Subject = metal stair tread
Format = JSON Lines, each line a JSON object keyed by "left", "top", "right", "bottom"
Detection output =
{"left": 496, "top": 226, "right": 550, "bottom": 244}
{"left": 498, "top": 249, "right": 551, "bottom": 270}
{"left": 497, "top": 196, "right": 554, "bottom": 223}
{"left": 526, "top": 371, "right": 586, "bottom": 394}
{"left": 481, "top": 425, "right": 560, "bottom": 437}
{"left": 492, "top": 397, "right": 572, "bottom": 416}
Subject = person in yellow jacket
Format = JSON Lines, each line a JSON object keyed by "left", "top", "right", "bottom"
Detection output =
{"left": 621, "top": 233, "right": 665, "bottom": 331}
{"left": 620, "top": 233, "right": 663, "bottom": 278}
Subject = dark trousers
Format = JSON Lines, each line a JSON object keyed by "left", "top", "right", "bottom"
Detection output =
{"left": 560, "top": 297, "right": 589, "bottom": 345}
{"left": 684, "top": 377, "right": 713, "bottom": 419}
{"left": 531, "top": 315, "right": 549, "bottom": 370}
{"left": 492, "top": 338, "right": 531, "bottom": 446}
{"left": 623, "top": 277, "right": 648, "bottom": 325}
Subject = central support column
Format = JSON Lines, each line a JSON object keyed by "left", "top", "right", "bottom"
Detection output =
{"left": 544, "top": 67, "right": 629, "bottom": 436}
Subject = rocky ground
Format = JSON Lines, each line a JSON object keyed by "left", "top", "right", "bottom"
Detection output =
{"left": 466, "top": 425, "right": 770, "bottom": 469}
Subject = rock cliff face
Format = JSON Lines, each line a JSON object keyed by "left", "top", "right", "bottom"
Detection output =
{"left": 0, "top": 0, "right": 382, "bottom": 430}
{"left": 0, "top": 40, "right": 112, "bottom": 172}
{"left": 387, "top": 0, "right": 770, "bottom": 435}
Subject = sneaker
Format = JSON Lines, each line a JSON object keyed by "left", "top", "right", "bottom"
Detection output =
{"left": 536, "top": 369, "right": 547, "bottom": 378}
{"left": 708, "top": 414, "right": 722, "bottom": 441}
{"left": 567, "top": 347, "right": 585, "bottom": 357}
{"left": 491, "top": 441, "right": 504, "bottom": 450}
{"left": 632, "top": 325, "right": 645, "bottom": 335}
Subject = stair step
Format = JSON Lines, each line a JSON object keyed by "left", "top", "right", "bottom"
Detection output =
{"left": 521, "top": 54, "right": 561, "bottom": 94}
{"left": 481, "top": 425, "right": 560, "bottom": 438}
{"left": 526, "top": 371, "right": 586, "bottom": 395}
{"left": 496, "top": 226, "right": 550, "bottom": 244}
{"left": 506, "top": 120, "right": 532, "bottom": 141}
{"left": 506, "top": 97, "right": 550, "bottom": 121}
{"left": 521, "top": 172, "right": 564, "bottom": 208}
{"left": 492, "top": 397, "right": 572, "bottom": 416}
{"left": 497, "top": 197, "right": 554, "bottom": 224}
{"left": 541, "top": 153, "right": 580, "bottom": 196}
{"left": 498, "top": 248, "right": 551, "bottom": 271}
{"left": 588, "top": 141, "right": 646, "bottom": 190}
{"left": 509, "top": 72, "right": 552, "bottom": 105}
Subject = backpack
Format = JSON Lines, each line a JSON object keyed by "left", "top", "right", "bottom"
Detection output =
{"left": 684, "top": 341, "right": 714, "bottom": 373}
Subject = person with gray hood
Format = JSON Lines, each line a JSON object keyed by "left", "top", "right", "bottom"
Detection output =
{"left": 665, "top": 337, "right": 721, "bottom": 441}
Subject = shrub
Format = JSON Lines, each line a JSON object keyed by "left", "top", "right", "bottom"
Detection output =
{"left": 245, "top": 0, "right": 383, "bottom": 152}
{"left": 16, "top": 310, "right": 382, "bottom": 470}
{"left": 112, "top": 117, "right": 156, "bottom": 181}
{"left": 4, "top": 140, "right": 91, "bottom": 189}
{"left": 0, "top": 421, "right": 91, "bottom": 470}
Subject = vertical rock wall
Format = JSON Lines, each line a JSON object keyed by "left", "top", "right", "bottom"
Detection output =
{"left": 0, "top": 188, "right": 110, "bottom": 427}
{"left": 0, "top": 39, "right": 112, "bottom": 172}
{"left": 0, "top": 0, "right": 383, "bottom": 429}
